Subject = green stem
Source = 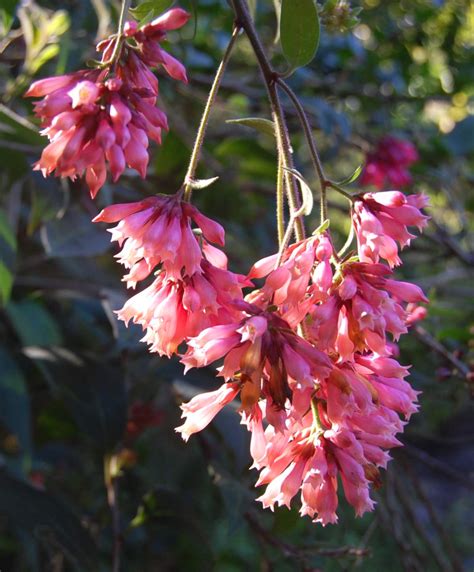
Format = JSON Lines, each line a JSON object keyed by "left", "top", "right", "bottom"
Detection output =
{"left": 276, "top": 78, "right": 328, "bottom": 224}
{"left": 326, "top": 181, "right": 356, "bottom": 202}
{"left": 108, "top": 0, "right": 132, "bottom": 66}
{"left": 276, "top": 153, "right": 285, "bottom": 246}
{"left": 230, "top": 0, "right": 305, "bottom": 241}
{"left": 310, "top": 398, "right": 326, "bottom": 437}
{"left": 337, "top": 209, "right": 355, "bottom": 258}
{"left": 183, "top": 26, "right": 241, "bottom": 201}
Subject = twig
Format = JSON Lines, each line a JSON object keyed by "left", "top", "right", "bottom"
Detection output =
{"left": 413, "top": 325, "right": 471, "bottom": 381}
{"left": 391, "top": 469, "right": 452, "bottom": 571}
{"left": 403, "top": 444, "right": 474, "bottom": 491}
{"left": 245, "top": 512, "right": 368, "bottom": 569}
{"left": 400, "top": 456, "right": 464, "bottom": 572}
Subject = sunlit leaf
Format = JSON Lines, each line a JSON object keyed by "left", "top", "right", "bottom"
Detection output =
{"left": 227, "top": 117, "right": 275, "bottom": 137}
{"left": 280, "top": 0, "right": 320, "bottom": 72}
{"left": 130, "top": 0, "right": 173, "bottom": 25}
{"left": 337, "top": 164, "right": 363, "bottom": 185}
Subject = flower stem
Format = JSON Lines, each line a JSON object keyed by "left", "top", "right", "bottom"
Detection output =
{"left": 276, "top": 78, "right": 329, "bottom": 225}
{"left": 338, "top": 215, "right": 355, "bottom": 258}
{"left": 310, "top": 398, "right": 325, "bottom": 438}
{"left": 326, "top": 180, "right": 356, "bottom": 202}
{"left": 108, "top": 0, "right": 132, "bottom": 66}
{"left": 230, "top": 0, "right": 305, "bottom": 241}
{"left": 276, "top": 153, "right": 285, "bottom": 246}
{"left": 183, "top": 25, "right": 241, "bottom": 201}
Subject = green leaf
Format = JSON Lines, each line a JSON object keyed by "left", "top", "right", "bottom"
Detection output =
{"left": 129, "top": 0, "right": 173, "bottom": 25}
{"left": 227, "top": 117, "right": 276, "bottom": 137}
{"left": 6, "top": 300, "right": 63, "bottom": 347}
{"left": 0, "top": 350, "right": 31, "bottom": 474}
{"left": 0, "top": 104, "right": 43, "bottom": 147}
{"left": 0, "top": 470, "right": 98, "bottom": 570}
{"left": 336, "top": 164, "right": 363, "bottom": 185}
{"left": 40, "top": 207, "right": 110, "bottom": 258}
{"left": 0, "top": 210, "right": 16, "bottom": 305}
{"left": 313, "top": 218, "right": 330, "bottom": 235}
{"left": 25, "top": 348, "right": 127, "bottom": 452}
{"left": 280, "top": 0, "right": 320, "bottom": 71}
{"left": 29, "top": 44, "right": 60, "bottom": 75}
{"left": 0, "top": 0, "right": 18, "bottom": 33}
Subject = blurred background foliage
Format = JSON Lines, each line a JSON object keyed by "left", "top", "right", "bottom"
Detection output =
{"left": 0, "top": 0, "right": 473, "bottom": 570}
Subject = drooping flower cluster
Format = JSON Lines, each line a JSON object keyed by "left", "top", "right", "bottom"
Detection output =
{"left": 25, "top": 8, "right": 189, "bottom": 196}
{"left": 93, "top": 192, "right": 250, "bottom": 357}
{"left": 353, "top": 190, "right": 429, "bottom": 267}
{"left": 176, "top": 192, "right": 429, "bottom": 525}
{"left": 361, "top": 136, "right": 419, "bottom": 189}
{"left": 24, "top": 2, "right": 431, "bottom": 530}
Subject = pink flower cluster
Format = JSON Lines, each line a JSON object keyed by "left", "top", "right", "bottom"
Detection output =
{"left": 353, "top": 190, "right": 429, "bottom": 267}
{"left": 25, "top": 4, "right": 430, "bottom": 528}
{"left": 172, "top": 191, "right": 428, "bottom": 525}
{"left": 361, "top": 136, "right": 419, "bottom": 189}
{"left": 93, "top": 192, "right": 249, "bottom": 357}
{"left": 25, "top": 8, "right": 189, "bottom": 197}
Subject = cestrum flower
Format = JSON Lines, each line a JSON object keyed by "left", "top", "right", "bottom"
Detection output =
{"left": 94, "top": 192, "right": 249, "bottom": 357}
{"left": 309, "top": 261, "right": 428, "bottom": 360}
{"left": 353, "top": 191, "right": 429, "bottom": 267}
{"left": 93, "top": 193, "right": 225, "bottom": 285}
{"left": 25, "top": 8, "right": 190, "bottom": 196}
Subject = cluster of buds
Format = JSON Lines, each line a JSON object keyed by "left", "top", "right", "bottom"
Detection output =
{"left": 319, "top": 0, "right": 362, "bottom": 34}
{"left": 25, "top": 8, "right": 189, "bottom": 196}
{"left": 25, "top": 6, "right": 430, "bottom": 527}
{"left": 361, "top": 136, "right": 419, "bottom": 190}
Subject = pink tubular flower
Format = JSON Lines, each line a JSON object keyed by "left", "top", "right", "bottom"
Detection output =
{"left": 25, "top": 8, "right": 190, "bottom": 196}
{"left": 93, "top": 193, "right": 225, "bottom": 285}
{"left": 361, "top": 136, "right": 419, "bottom": 189}
{"left": 181, "top": 301, "right": 332, "bottom": 411}
{"left": 353, "top": 191, "right": 429, "bottom": 267}
{"left": 176, "top": 382, "right": 241, "bottom": 441}
{"left": 251, "top": 348, "right": 417, "bottom": 524}
{"left": 309, "top": 261, "right": 428, "bottom": 360}
{"left": 116, "top": 255, "right": 248, "bottom": 357}
{"left": 95, "top": 192, "right": 249, "bottom": 357}
{"left": 247, "top": 232, "right": 334, "bottom": 327}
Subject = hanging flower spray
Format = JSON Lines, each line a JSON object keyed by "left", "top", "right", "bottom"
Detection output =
{"left": 26, "top": 0, "right": 428, "bottom": 526}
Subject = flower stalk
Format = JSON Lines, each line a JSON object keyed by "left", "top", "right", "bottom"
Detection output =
{"left": 183, "top": 25, "right": 241, "bottom": 201}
